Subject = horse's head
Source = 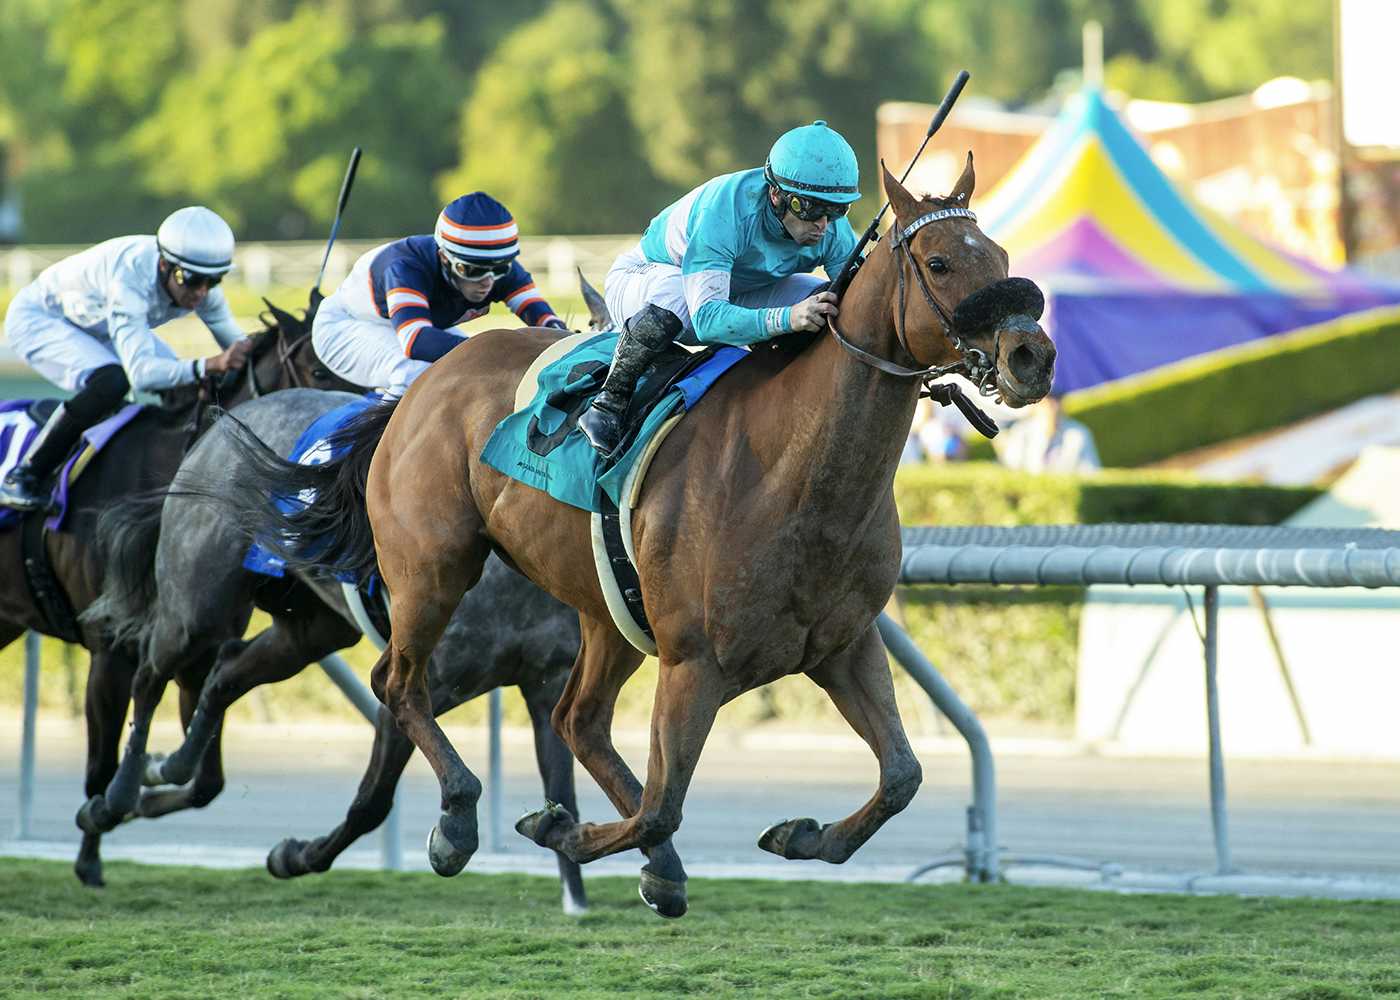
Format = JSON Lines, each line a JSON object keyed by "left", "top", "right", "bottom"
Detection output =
{"left": 210, "top": 299, "right": 365, "bottom": 405}
{"left": 879, "top": 155, "right": 1055, "bottom": 407}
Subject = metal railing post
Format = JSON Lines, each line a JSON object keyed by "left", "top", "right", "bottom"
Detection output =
{"left": 876, "top": 613, "right": 999, "bottom": 882}
{"left": 16, "top": 631, "right": 41, "bottom": 839}
{"left": 488, "top": 687, "right": 503, "bottom": 852}
{"left": 1203, "top": 586, "right": 1234, "bottom": 875}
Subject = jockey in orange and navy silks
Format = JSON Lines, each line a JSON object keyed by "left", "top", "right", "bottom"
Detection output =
{"left": 311, "top": 192, "right": 567, "bottom": 396}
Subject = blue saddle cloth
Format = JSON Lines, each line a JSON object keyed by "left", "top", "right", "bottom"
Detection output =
{"left": 243, "top": 397, "right": 376, "bottom": 578}
{"left": 480, "top": 333, "right": 748, "bottom": 513}
{"left": 0, "top": 399, "right": 143, "bottom": 532}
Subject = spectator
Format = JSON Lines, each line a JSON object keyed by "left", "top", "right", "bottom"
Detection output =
{"left": 995, "top": 389, "right": 1101, "bottom": 474}
{"left": 902, "top": 397, "right": 968, "bottom": 464}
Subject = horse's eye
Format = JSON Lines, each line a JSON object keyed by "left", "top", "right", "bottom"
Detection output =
{"left": 313, "top": 368, "right": 330, "bottom": 380}
{"left": 926, "top": 256, "right": 949, "bottom": 274}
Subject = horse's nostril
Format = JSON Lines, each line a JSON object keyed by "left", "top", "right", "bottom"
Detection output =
{"left": 1008, "top": 344, "right": 1040, "bottom": 384}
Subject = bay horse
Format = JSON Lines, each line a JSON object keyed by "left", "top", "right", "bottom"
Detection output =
{"left": 85, "top": 388, "right": 589, "bottom": 913}
{"left": 0, "top": 299, "right": 359, "bottom": 886}
{"left": 194, "top": 160, "right": 1056, "bottom": 917}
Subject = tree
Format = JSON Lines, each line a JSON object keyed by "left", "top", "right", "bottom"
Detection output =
{"left": 439, "top": 1, "right": 673, "bottom": 234}
{"left": 130, "top": 9, "right": 462, "bottom": 239}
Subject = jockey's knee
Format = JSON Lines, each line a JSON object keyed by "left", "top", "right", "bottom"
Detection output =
{"left": 70, "top": 365, "right": 130, "bottom": 422}
{"left": 627, "top": 305, "right": 684, "bottom": 349}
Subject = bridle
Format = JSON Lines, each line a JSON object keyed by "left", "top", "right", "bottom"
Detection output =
{"left": 826, "top": 206, "right": 1004, "bottom": 435}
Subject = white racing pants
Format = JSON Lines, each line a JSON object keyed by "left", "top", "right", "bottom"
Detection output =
{"left": 2, "top": 285, "right": 144, "bottom": 392}
{"left": 311, "top": 295, "right": 430, "bottom": 398}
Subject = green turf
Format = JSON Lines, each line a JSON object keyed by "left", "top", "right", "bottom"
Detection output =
{"left": 2, "top": 860, "right": 1398, "bottom": 998}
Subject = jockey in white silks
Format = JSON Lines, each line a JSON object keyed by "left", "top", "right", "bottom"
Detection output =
{"left": 0, "top": 206, "right": 254, "bottom": 510}
{"left": 578, "top": 120, "right": 862, "bottom": 454}
{"left": 311, "top": 192, "right": 568, "bottom": 398}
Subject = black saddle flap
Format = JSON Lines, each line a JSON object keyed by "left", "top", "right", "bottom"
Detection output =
{"left": 620, "top": 345, "right": 722, "bottom": 435}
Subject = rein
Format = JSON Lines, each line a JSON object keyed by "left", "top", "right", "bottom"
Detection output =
{"left": 827, "top": 206, "right": 1001, "bottom": 437}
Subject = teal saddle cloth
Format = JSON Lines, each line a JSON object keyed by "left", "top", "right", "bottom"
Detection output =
{"left": 481, "top": 332, "right": 748, "bottom": 513}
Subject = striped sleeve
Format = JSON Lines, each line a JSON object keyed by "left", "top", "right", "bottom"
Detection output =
{"left": 495, "top": 262, "right": 564, "bottom": 329}
{"left": 381, "top": 262, "right": 463, "bottom": 362}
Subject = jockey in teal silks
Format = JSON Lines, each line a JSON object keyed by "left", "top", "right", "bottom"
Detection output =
{"left": 579, "top": 120, "right": 862, "bottom": 454}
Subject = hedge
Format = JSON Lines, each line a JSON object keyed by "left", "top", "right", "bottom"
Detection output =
{"left": 1066, "top": 305, "right": 1400, "bottom": 467}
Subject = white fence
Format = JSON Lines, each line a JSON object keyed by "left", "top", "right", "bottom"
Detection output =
{"left": 0, "top": 236, "right": 639, "bottom": 298}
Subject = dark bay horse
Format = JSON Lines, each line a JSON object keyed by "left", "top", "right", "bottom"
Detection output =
{"left": 195, "top": 160, "right": 1057, "bottom": 917}
{"left": 0, "top": 300, "right": 358, "bottom": 886}
{"left": 86, "top": 388, "right": 589, "bottom": 913}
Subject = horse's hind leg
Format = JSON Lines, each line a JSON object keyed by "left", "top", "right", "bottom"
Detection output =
{"left": 74, "top": 644, "right": 135, "bottom": 886}
{"left": 758, "top": 625, "right": 921, "bottom": 863}
{"left": 372, "top": 524, "right": 492, "bottom": 877}
{"left": 521, "top": 672, "right": 587, "bottom": 915}
{"left": 148, "top": 600, "right": 359, "bottom": 791}
{"left": 267, "top": 702, "right": 416, "bottom": 878}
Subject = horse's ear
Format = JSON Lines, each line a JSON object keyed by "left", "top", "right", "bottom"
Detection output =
{"left": 950, "top": 152, "right": 975, "bottom": 206}
{"left": 881, "top": 160, "right": 919, "bottom": 221}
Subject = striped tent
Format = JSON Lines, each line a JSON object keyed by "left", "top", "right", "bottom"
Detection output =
{"left": 977, "top": 88, "right": 1400, "bottom": 392}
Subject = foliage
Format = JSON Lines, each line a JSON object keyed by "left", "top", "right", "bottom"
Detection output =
{"left": 129, "top": 10, "right": 461, "bottom": 240}
{"left": 0, "top": 0, "right": 1334, "bottom": 240}
{"left": 439, "top": 1, "right": 674, "bottom": 234}
{"left": 1065, "top": 306, "right": 1400, "bottom": 468}
{"left": 4, "top": 859, "right": 1400, "bottom": 999}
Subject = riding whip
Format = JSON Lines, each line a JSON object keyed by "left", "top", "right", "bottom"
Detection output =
{"left": 312, "top": 146, "right": 363, "bottom": 304}
{"left": 827, "top": 70, "right": 969, "bottom": 301}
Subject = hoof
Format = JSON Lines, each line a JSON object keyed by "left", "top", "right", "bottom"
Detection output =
{"left": 266, "top": 839, "right": 311, "bottom": 880}
{"left": 757, "top": 817, "right": 824, "bottom": 860}
{"left": 515, "top": 801, "right": 576, "bottom": 849}
{"left": 75, "top": 795, "right": 117, "bottom": 836}
{"left": 427, "top": 817, "right": 476, "bottom": 878}
{"left": 73, "top": 858, "right": 105, "bottom": 889}
{"left": 141, "top": 753, "right": 170, "bottom": 787}
{"left": 638, "top": 866, "right": 688, "bottom": 919}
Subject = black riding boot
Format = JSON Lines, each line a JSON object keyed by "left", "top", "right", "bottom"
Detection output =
{"left": 578, "top": 304, "right": 684, "bottom": 455}
{"left": 0, "top": 365, "right": 129, "bottom": 511}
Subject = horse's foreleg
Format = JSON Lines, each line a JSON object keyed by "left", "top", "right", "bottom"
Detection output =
{"left": 521, "top": 673, "right": 587, "bottom": 915}
{"left": 268, "top": 703, "right": 416, "bottom": 878}
{"left": 759, "top": 625, "right": 921, "bottom": 863}
{"left": 528, "top": 650, "right": 721, "bottom": 918}
{"left": 74, "top": 645, "right": 135, "bottom": 886}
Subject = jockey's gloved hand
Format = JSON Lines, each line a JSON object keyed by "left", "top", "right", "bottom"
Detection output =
{"left": 542, "top": 317, "right": 569, "bottom": 332}
{"left": 790, "top": 290, "right": 839, "bottom": 333}
{"left": 204, "top": 337, "right": 254, "bottom": 376}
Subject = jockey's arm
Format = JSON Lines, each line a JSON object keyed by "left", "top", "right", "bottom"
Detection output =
{"left": 106, "top": 283, "right": 201, "bottom": 391}
{"left": 381, "top": 262, "right": 464, "bottom": 363}
{"left": 681, "top": 233, "right": 790, "bottom": 347}
{"left": 195, "top": 286, "right": 247, "bottom": 348}
{"left": 496, "top": 262, "right": 566, "bottom": 330}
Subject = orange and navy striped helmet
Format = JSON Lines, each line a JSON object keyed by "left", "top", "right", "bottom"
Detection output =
{"left": 433, "top": 193, "right": 519, "bottom": 264}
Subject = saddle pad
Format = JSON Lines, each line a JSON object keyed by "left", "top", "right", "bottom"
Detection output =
{"left": 243, "top": 397, "right": 376, "bottom": 578}
{"left": 0, "top": 400, "right": 143, "bottom": 533}
{"left": 480, "top": 332, "right": 748, "bottom": 513}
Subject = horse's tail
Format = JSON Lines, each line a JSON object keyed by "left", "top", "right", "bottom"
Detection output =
{"left": 82, "top": 488, "right": 169, "bottom": 648}
{"left": 176, "top": 398, "right": 398, "bottom": 583}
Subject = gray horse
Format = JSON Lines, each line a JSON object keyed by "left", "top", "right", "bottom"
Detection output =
{"left": 86, "top": 387, "right": 589, "bottom": 913}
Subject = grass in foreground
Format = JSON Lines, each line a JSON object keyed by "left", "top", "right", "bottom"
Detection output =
{"left": 2, "top": 860, "right": 1398, "bottom": 999}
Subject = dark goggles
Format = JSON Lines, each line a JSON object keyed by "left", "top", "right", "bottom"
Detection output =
{"left": 783, "top": 191, "right": 849, "bottom": 222}
{"left": 172, "top": 265, "right": 222, "bottom": 289}
{"left": 447, "top": 257, "right": 513, "bottom": 281}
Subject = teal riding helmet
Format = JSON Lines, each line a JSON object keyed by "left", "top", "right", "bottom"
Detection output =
{"left": 764, "top": 120, "right": 861, "bottom": 204}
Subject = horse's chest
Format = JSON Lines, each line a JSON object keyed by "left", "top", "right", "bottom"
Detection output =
{"left": 707, "top": 529, "right": 896, "bottom": 678}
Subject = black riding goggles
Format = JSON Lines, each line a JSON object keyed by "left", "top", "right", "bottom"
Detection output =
{"left": 447, "top": 258, "right": 513, "bottom": 281}
{"left": 172, "top": 266, "right": 222, "bottom": 289}
{"left": 783, "top": 192, "right": 849, "bottom": 222}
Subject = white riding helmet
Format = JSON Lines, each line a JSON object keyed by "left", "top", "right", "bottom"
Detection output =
{"left": 156, "top": 206, "right": 236, "bottom": 276}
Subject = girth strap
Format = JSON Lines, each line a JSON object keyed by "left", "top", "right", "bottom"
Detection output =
{"left": 20, "top": 513, "right": 83, "bottom": 644}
